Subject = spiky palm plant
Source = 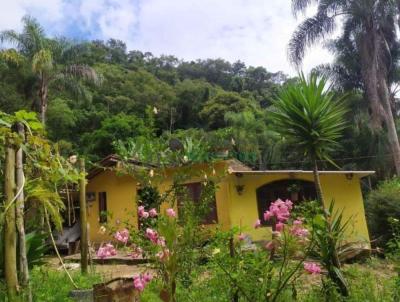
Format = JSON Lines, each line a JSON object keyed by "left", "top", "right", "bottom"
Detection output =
{"left": 269, "top": 73, "right": 347, "bottom": 201}
{"left": 269, "top": 73, "right": 349, "bottom": 296}
{"left": 0, "top": 16, "right": 100, "bottom": 124}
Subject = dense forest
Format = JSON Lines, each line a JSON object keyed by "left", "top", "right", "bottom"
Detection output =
{"left": 0, "top": 16, "right": 396, "bottom": 179}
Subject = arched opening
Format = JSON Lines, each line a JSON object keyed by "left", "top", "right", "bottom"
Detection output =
{"left": 256, "top": 179, "right": 317, "bottom": 226}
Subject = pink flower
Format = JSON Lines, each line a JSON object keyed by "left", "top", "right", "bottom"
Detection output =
{"left": 145, "top": 228, "right": 158, "bottom": 243}
{"left": 238, "top": 233, "right": 246, "bottom": 241}
{"left": 133, "top": 273, "right": 153, "bottom": 292}
{"left": 264, "top": 199, "right": 293, "bottom": 223}
{"left": 96, "top": 243, "right": 117, "bottom": 259}
{"left": 264, "top": 210, "right": 273, "bottom": 221}
{"left": 133, "top": 278, "right": 145, "bottom": 292}
{"left": 254, "top": 219, "right": 261, "bottom": 229}
{"left": 131, "top": 246, "right": 143, "bottom": 259}
{"left": 149, "top": 208, "right": 158, "bottom": 217}
{"left": 138, "top": 206, "right": 145, "bottom": 217}
{"left": 265, "top": 241, "right": 275, "bottom": 251}
{"left": 114, "top": 228, "right": 129, "bottom": 244}
{"left": 105, "top": 243, "right": 117, "bottom": 256}
{"left": 285, "top": 199, "right": 293, "bottom": 210}
{"left": 156, "top": 249, "right": 170, "bottom": 261}
{"left": 142, "top": 211, "right": 149, "bottom": 219}
{"left": 275, "top": 222, "right": 284, "bottom": 232}
{"left": 166, "top": 208, "right": 176, "bottom": 218}
{"left": 157, "top": 236, "right": 166, "bottom": 247}
{"left": 304, "top": 262, "right": 322, "bottom": 274}
{"left": 142, "top": 272, "right": 153, "bottom": 283}
{"left": 293, "top": 219, "right": 303, "bottom": 226}
{"left": 292, "top": 227, "right": 309, "bottom": 238}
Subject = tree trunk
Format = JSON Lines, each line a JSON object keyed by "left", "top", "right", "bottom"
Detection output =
{"left": 15, "top": 123, "right": 31, "bottom": 302}
{"left": 358, "top": 29, "right": 385, "bottom": 130}
{"left": 312, "top": 159, "right": 325, "bottom": 209}
{"left": 39, "top": 76, "right": 48, "bottom": 125}
{"left": 4, "top": 135, "right": 20, "bottom": 301}
{"left": 79, "top": 158, "right": 88, "bottom": 274}
{"left": 229, "top": 237, "right": 239, "bottom": 302}
{"left": 377, "top": 75, "right": 400, "bottom": 175}
{"left": 312, "top": 158, "right": 348, "bottom": 296}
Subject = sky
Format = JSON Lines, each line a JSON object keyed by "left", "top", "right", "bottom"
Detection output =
{"left": 0, "top": 0, "right": 333, "bottom": 76}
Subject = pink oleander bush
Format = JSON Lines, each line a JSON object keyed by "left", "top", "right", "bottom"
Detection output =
{"left": 261, "top": 199, "right": 312, "bottom": 258}
{"left": 208, "top": 198, "right": 319, "bottom": 302}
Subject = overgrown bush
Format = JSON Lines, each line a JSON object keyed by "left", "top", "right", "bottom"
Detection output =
{"left": 365, "top": 177, "right": 400, "bottom": 248}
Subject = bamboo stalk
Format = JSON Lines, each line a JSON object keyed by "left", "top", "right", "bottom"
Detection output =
{"left": 15, "top": 122, "right": 31, "bottom": 302}
{"left": 4, "top": 134, "right": 20, "bottom": 302}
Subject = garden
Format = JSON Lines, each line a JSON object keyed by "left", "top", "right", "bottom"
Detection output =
{"left": 1, "top": 73, "right": 400, "bottom": 302}
{"left": 2, "top": 2, "right": 400, "bottom": 301}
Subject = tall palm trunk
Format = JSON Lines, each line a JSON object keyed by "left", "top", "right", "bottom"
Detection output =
{"left": 39, "top": 74, "right": 48, "bottom": 125}
{"left": 358, "top": 27, "right": 385, "bottom": 129}
{"left": 4, "top": 135, "right": 19, "bottom": 302}
{"left": 358, "top": 25, "right": 400, "bottom": 175}
{"left": 15, "top": 123, "right": 31, "bottom": 302}
{"left": 378, "top": 75, "right": 400, "bottom": 175}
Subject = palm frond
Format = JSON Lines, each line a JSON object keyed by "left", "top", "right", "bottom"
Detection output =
{"left": 51, "top": 73, "right": 91, "bottom": 99}
{"left": 25, "top": 179, "right": 64, "bottom": 230}
{"left": 32, "top": 48, "right": 53, "bottom": 73}
{"left": 269, "top": 73, "right": 348, "bottom": 163}
{"left": 0, "top": 49, "right": 25, "bottom": 66}
{"left": 288, "top": 13, "right": 336, "bottom": 66}
{"left": 20, "top": 15, "right": 46, "bottom": 57}
{"left": 0, "top": 30, "right": 22, "bottom": 48}
{"left": 64, "top": 64, "right": 102, "bottom": 85}
{"left": 291, "top": 0, "right": 317, "bottom": 17}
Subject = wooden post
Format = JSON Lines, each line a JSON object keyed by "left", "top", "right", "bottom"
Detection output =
{"left": 79, "top": 158, "right": 88, "bottom": 274}
{"left": 4, "top": 134, "right": 19, "bottom": 301}
{"left": 15, "top": 123, "right": 31, "bottom": 301}
{"left": 229, "top": 237, "right": 239, "bottom": 302}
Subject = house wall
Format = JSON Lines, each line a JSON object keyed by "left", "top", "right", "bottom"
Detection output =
{"left": 86, "top": 170, "right": 138, "bottom": 243}
{"left": 227, "top": 173, "right": 370, "bottom": 244}
{"left": 86, "top": 165, "right": 370, "bottom": 246}
{"left": 86, "top": 162, "right": 232, "bottom": 243}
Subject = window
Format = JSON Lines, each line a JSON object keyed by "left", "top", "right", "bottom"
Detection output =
{"left": 98, "top": 192, "right": 107, "bottom": 223}
{"left": 178, "top": 182, "right": 218, "bottom": 225}
{"left": 256, "top": 180, "right": 316, "bottom": 226}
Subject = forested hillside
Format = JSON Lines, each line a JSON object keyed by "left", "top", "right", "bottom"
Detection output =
{"left": 0, "top": 17, "right": 395, "bottom": 177}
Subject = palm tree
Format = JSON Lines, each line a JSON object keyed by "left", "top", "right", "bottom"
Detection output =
{"left": 289, "top": 0, "right": 400, "bottom": 175}
{"left": 269, "top": 73, "right": 347, "bottom": 202}
{"left": 269, "top": 73, "right": 349, "bottom": 295}
{"left": 0, "top": 16, "right": 100, "bottom": 124}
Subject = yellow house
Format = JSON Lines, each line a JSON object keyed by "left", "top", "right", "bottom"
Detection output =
{"left": 86, "top": 155, "right": 373, "bottom": 244}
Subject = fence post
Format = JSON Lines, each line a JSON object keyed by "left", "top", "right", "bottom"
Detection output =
{"left": 4, "top": 134, "right": 19, "bottom": 301}
{"left": 79, "top": 158, "right": 88, "bottom": 274}
{"left": 14, "top": 122, "right": 31, "bottom": 301}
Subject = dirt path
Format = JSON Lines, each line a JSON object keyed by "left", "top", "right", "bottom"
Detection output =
{"left": 45, "top": 256, "right": 154, "bottom": 281}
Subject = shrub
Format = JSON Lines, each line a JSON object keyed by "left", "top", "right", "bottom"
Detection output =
{"left": 365, "top": 177, "right": 400, "bottom": 248}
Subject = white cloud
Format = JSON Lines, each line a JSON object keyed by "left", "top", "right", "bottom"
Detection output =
{"left": 0, "top": 0, "right": 333, "bottom": 75}
{"left": 134, "top": 0, "right": 332, "bottom": 75}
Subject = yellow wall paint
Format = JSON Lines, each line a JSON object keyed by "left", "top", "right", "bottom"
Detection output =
{"left": 86, "top": 170, "right": 138, "bottom": 243}
{"left": 227, "top": 173, "right": 370, "bottom": 243}
{"left": 86, "top": 164, "right": 370, "bottom": 245}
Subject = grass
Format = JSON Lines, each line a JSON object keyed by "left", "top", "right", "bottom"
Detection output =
{"left": 0, "top": 258, "right": 398, "bottom": 301}
{"left": 0, "top": 266, "right": 102, "bottom": 302}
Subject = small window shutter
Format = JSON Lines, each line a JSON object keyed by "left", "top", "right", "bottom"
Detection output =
{"left": 99, "top": 192, "right": 107, "bottom": 223}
